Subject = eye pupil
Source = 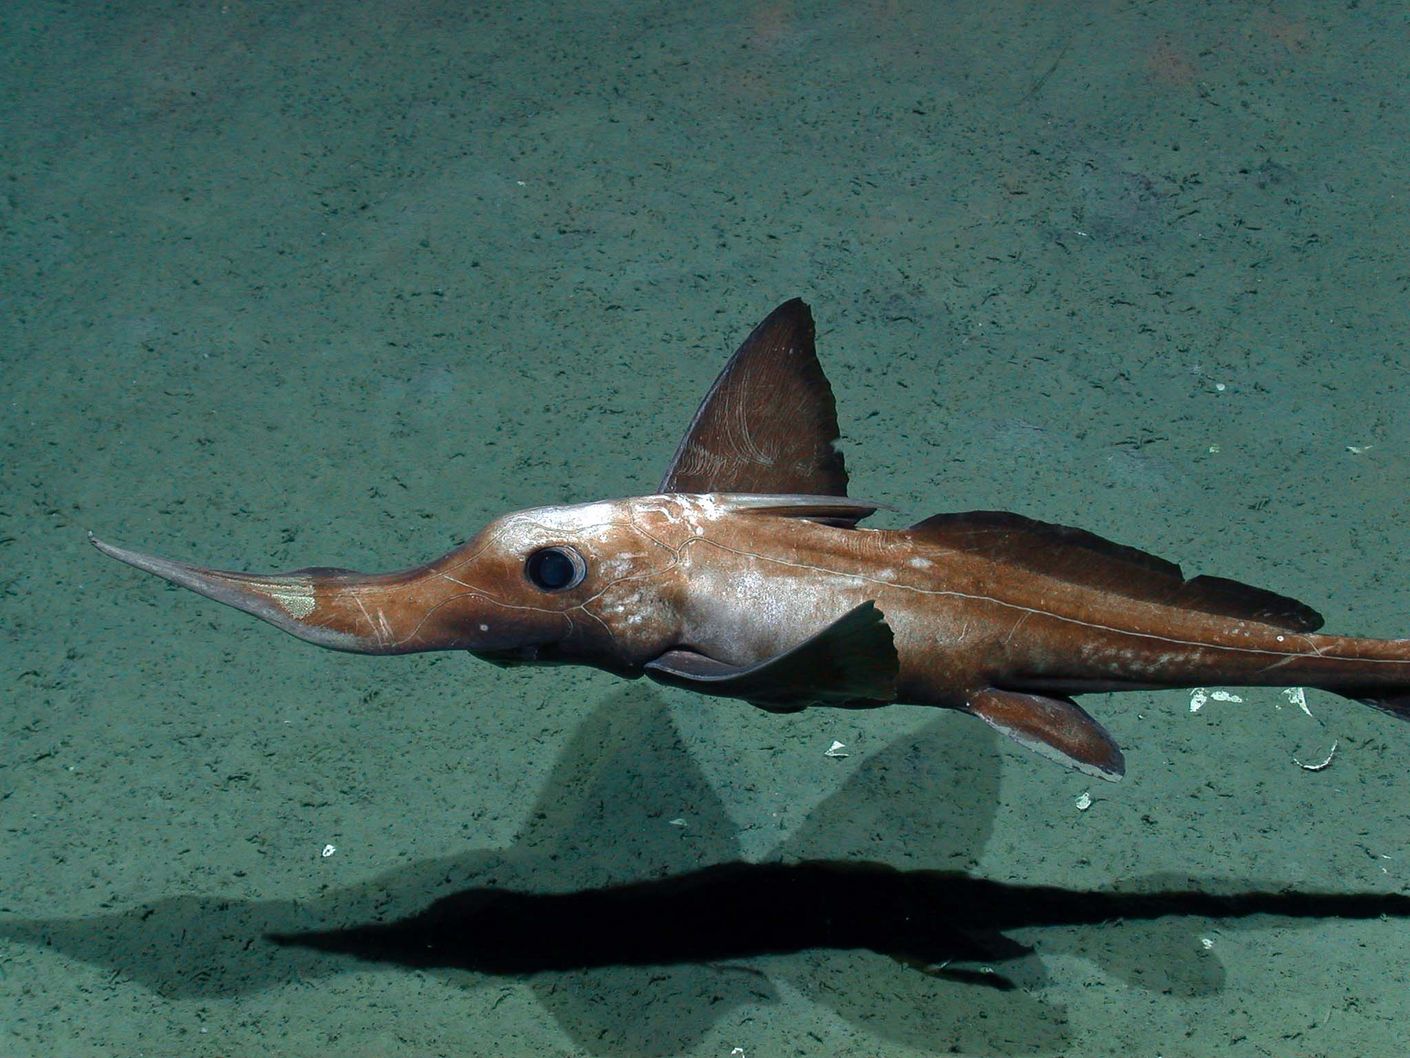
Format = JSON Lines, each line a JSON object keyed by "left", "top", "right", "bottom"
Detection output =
{"left": 525, "top": 547, "right": 584, "bottom": 591}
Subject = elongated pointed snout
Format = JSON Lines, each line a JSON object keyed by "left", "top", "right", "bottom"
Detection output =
{"left": 88, "top": 532, "right": 546, "bottom": 655}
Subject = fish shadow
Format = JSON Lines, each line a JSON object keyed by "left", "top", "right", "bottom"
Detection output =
{"left": 5, "top": 688, "right": 1408, "bottom": 1056}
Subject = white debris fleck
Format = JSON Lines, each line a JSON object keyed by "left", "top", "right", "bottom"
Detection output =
{"left": 1191, "top": 688, "right": 1243, "bottom": 712}
{"left": 1075, "top": 791, "right": 1092, "bottom": 811}
{"left": 669, "top": 817, "right": 687, "bottom": 828}
{"left": 321, "top": 843, "right": 336, "bottom": 858}
{"left": 1294, "top": 740, "right": 1338, "bottom": 772}
{"left": 1201, "top": 937, "right": 1214, "bottom": 950}
{"left": 824, "top": 740, "right": 849, "bottom": 758}
{"left": 1346, "top": 445, "right": 1373, "bottom": 455}
{"left": 1283, "top": 686, "right": 1313, "bottom": 717}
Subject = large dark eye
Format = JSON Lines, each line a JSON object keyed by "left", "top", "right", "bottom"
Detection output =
{"left": 524, "top": 546, "right": 586, "bottom": 592}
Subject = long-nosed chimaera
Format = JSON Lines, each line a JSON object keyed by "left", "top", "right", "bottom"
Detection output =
{"left": 92, "top": 299, "right": 1410, "bottom": 780}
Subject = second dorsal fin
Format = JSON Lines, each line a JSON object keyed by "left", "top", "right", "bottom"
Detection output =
{"left": 909, "top": 510, "right": 1323, "bottom": 633}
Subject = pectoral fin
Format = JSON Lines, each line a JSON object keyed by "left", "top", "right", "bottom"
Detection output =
{"left": 967, "top": 688, "right": 1125, "bottom": 781}
{"left": 644, "top": 601, "right": 898, "bottom": 713}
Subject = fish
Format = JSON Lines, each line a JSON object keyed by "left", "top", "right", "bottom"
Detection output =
{"left": 91, "top": 298, "right": 1410, "bottom": 780}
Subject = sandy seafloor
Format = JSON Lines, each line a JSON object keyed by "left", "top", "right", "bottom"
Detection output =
{"left": 4, "top": 1, "right": 1410, "bottom": 1055}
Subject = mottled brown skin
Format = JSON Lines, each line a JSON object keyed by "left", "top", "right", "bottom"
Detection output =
{"left": 90, "top": 299, "right": 1410, "bottom": 780}
{"left": 667, "top": 509, "right": 1410, "bottom": 703}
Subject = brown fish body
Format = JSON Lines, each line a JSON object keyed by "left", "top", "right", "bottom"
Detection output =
{"left": 657, "top": 501, "right": 1410, "bottom": 704}
{"left": 91, "top": 299, "right": 1410, "bottom": 780}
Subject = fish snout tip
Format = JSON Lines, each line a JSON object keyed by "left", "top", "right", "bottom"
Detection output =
{"left": 88, "top": 531, "right": 127, "bottom": 561}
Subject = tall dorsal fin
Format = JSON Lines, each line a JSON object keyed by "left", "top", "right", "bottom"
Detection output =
{"left": 910, "top": 511, "right": 1324, "bottom": 633}
{"left": 658, "top": 299, "right": 849, "bottom": 496}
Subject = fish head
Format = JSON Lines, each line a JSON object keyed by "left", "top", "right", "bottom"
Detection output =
{"left": 89, "top": 496, "right": 689, "bottom": 678}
